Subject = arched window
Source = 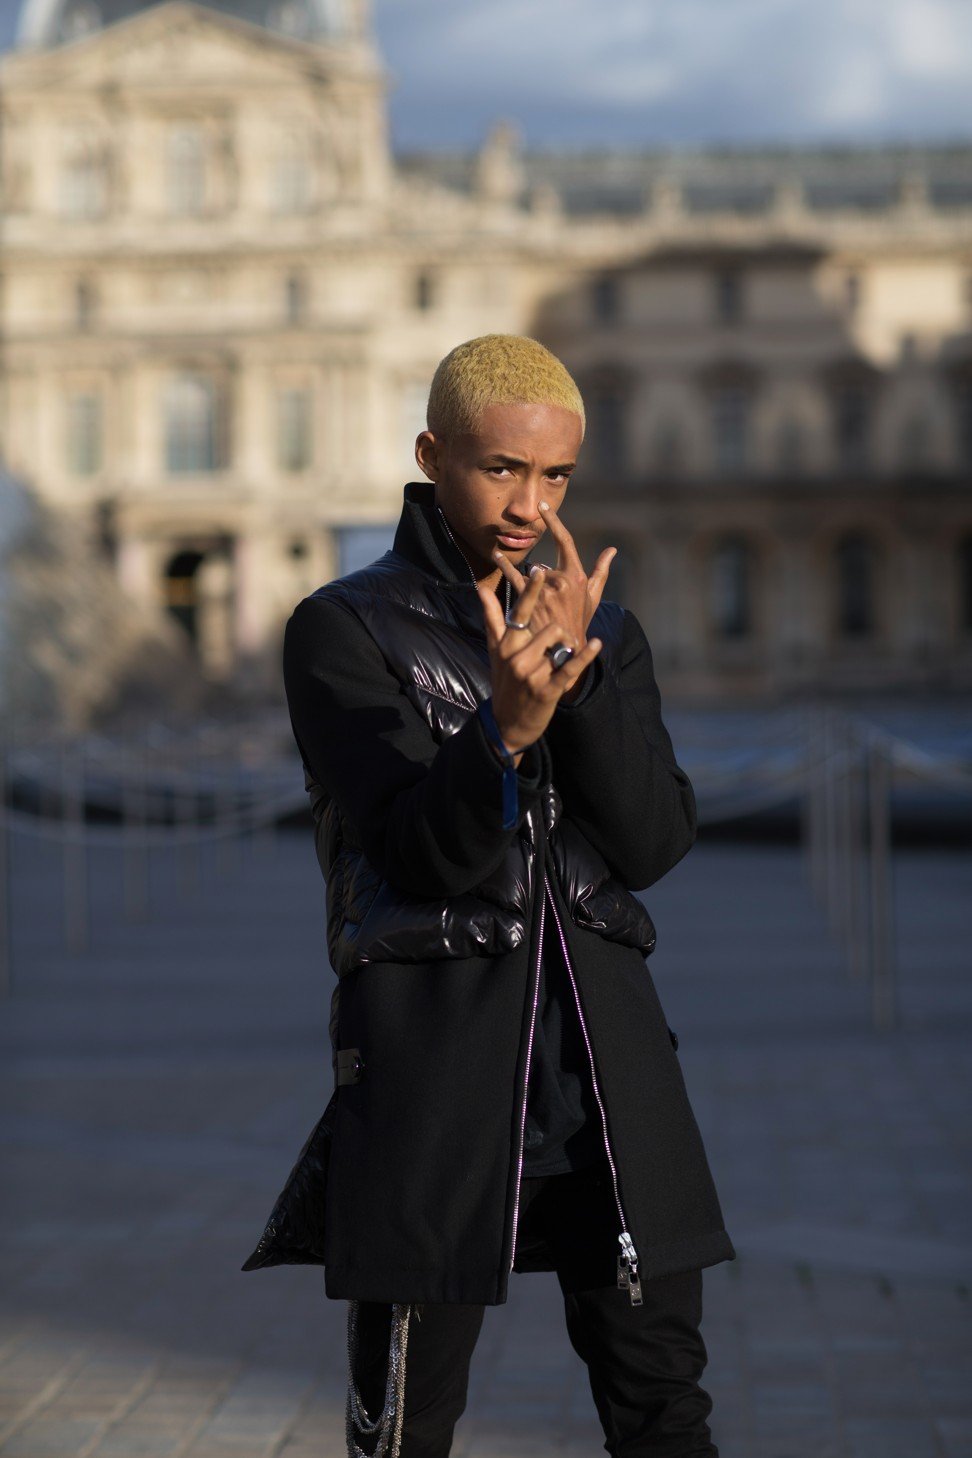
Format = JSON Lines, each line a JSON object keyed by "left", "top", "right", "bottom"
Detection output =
{"left": 165, "top": 375, "right": 220, "bottom": 474}
{"left": 835, "top": 531, "right": 876, "bottom": 637}
{"left": 167, "top": 125, "right": 205, "bottom": 216}
{"left": 710, "top": 534, "right": 753, "bottom": 638}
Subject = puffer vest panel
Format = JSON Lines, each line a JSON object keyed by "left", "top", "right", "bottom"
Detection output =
{"left": 307, "top": 552, "right": 657, "bottom": 977}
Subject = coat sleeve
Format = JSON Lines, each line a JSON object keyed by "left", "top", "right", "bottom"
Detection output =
{"left": 282, "top": 591, "right": 551, "bottom": 899}
{"left": 541, "top": 607, "right": 697, "bottom": 891}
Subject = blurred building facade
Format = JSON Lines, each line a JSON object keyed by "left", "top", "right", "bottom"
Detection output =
{"left": 1, "top": 0, "right": 971, "bottom": 701}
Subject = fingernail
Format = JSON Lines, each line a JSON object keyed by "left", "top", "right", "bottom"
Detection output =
{"left": 539, "top": 500, "right": 549, "bottom": 510}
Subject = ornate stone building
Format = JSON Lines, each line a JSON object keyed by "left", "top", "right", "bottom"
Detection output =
{"left": 2, "top": 0, "right": 971, "bottom": 701}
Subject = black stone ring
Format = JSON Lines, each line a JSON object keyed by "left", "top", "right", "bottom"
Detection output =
{"left": 546, "top": 642, "right": 575, "bottom": 670}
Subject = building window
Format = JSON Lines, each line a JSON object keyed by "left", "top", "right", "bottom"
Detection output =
{"left": 712, "top": 386, "right": 749, "bottom": 474}
{"left": 591, "top": 276, "right": 619, "bottom": 324}
{"left": 167, "top": 125, "right": 205, "bottom": 216}
{"left": 953, "top": 378, "right": 972, "bottom": 468}
{"left": 775, "top": 417, "right": 805, "bottom": 475}
{"left": 833, "top": 384, "right": 871, "bottom": 472}
{"left": 165, "top": 374, "right": 221, "bottom": 474}
{"left": 652, "top": 418, "right": 684, "bottom": 475}
{"left": 585, "top": 382, "right": 627, "bottom": 477}
{"left": 66, "top": 393, "right": 101, "bottom": 475}
{"left": 714, "top": 270, "right": 743, "bottom": 325}
{"left": 414, "top": 272, "right": 434, "bottom": 311}
{"left": 899, "top": 414, "right": 932, "bottom": 471}
{"left": 959, "top": 535, "right": 972, "bottom": 634}
{"left": 268, "top": 0, "right": 310, "bottom": 36}
{"left": 272, "top": 130, "right": 310, "bottom": 214}
{"left": 75, "top": 277, "right": 96, "bottom": 330}
{"left": 710, "top": 535, "right": 753, "bottom": 639}
{"left": 401, "top": 379, "right": 429, "bottom": 460}
{"left": 277, "top": 388, "right": 312, "bottom": 471}
{"left": 60, "top": 139, "right": 107, "bottom": 219}
{"left": 58, "top": 0, "right": 101, "bottom": 39}
{"left": 285, "top": 274, "right": 306, "bottom": 324}
{"left": 835, "top": 531, "right": 876, "bottom": 637}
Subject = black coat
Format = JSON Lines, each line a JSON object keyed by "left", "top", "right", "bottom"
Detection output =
{"left": 274, "top": 481, "right": 735, "bottom": 1305}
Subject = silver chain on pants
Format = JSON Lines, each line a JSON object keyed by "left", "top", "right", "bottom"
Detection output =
{"left": 346, "top": 1300, "right": 413, "bottom": 1458}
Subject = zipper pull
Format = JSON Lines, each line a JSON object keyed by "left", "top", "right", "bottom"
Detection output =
{"left": 618, "top": 1231, "right": 644, "bottom": 1306}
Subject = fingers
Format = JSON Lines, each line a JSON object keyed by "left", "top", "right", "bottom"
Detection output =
{"left": 537, "top": 500, "right": 585, "bottom": 576}
{"left": 527, "top": 633, "right": 602, "bottom": 695}
{"left": 477, "top": 559, "right": 549, "bottom": 653}
{"left": 492, "top": 549, "right": 528, "bottom": 596}
{"left": 586, "top": 546, "right": 617, "bottom": 610}
{"left": 476, "top": 581, "right": 507, "bottom": 651}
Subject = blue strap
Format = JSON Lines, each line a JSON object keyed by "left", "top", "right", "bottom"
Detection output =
{"left": 477, "top": 697, "right": 519, "bottom": 829}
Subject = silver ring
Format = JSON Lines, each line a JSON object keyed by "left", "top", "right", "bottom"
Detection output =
{"left": 504, "top": 610, "right": 532, "bottom": 630}
{"left": 546, "top": 642, "right": 575, "bottom": 670}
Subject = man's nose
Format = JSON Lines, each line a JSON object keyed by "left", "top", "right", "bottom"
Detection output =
{"left": 506, "top": 482, "right": 544, "bottom": 525}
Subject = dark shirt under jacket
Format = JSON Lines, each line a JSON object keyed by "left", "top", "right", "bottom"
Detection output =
{"left": 520, "top": 910, "right": 606, "bottom": 1176}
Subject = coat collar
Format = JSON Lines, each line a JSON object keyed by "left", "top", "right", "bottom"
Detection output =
{"left": 391, "top": 482, "right": 539, "bottom": 608}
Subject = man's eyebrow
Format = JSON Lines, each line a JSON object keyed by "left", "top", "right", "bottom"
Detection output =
{"left": 479, "top": 453, "right": 576, "bottom": 471}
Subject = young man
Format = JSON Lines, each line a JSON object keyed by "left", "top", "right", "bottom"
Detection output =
{"left": 282, "top": 334, "right": 734, "bottom": 1458}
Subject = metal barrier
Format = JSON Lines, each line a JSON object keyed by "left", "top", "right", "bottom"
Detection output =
{"left": 1, "top": 707, "right": 969, "bottom": 1026}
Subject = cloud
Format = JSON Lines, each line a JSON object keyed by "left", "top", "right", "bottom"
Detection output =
{"left": 374, "top": 0, "right": 972, "bottom": 148}
{"left": 0, "top": 0, "right": 968, "bottom": 148}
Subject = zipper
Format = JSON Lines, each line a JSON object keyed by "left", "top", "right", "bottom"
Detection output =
{"left": 436, "top": 505, "right": 512, "bottom": 616}
{"left": 543, "top": 869, "right": 644, "bottom": 1306}
{"left": 508, "top": 881, "right": 545, "bottom": 1273}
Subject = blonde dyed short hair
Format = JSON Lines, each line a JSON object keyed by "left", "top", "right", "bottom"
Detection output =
{"left": 426, "top": 334, "right": 586, "bottom": 437}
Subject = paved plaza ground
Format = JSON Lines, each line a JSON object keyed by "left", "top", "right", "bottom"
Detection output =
{"left": 0, "top": 818, "right": 970, "bottom": 1458}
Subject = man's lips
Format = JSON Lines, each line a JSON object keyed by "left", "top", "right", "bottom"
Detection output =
{"left": 495, "top": 532, "right": 538, "bottom": 548}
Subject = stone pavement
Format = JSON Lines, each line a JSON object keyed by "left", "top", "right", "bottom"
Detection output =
{"left": 0, "top": 821, "right": 970, "bottom": 1458}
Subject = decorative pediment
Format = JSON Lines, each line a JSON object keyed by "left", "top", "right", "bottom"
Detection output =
{"left": 1, "top": 1, "right": 350, "bottom": 89}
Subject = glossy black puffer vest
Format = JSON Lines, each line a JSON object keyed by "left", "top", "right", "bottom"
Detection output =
{"left": 302, "top": 545, "right": 658, "bottom": 979}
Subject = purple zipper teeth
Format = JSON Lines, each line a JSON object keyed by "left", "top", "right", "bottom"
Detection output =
{"left": 508, "top": 885, "right": 545, "bottom": 1273}
{"left": 542, "top": 870, "right": 640, "bottom": 1285}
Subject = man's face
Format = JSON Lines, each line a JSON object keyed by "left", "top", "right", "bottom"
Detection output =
{"left": 415, "top": 401, "right": 584, "bottom": 588}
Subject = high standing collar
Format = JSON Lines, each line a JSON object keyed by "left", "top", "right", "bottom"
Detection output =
{"left": 391, "top": 481, "right": 539, "bottom": 591}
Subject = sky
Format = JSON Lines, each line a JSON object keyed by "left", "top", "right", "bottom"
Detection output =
{"left": 1, "top": 0, "right": 971, "bottom": 152}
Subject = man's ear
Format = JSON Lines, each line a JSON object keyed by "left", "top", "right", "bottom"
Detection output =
{"left": 415, "top": 429, "right": 441, "bottom": 481}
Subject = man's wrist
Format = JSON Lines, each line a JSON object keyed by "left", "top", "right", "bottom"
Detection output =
{"left": 487, "top": 732, "right": 524, "bottom": 769}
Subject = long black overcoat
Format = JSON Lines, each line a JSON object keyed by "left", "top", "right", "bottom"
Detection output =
{"left": 279, "top": 481, "right": 735, "bottom": 1306}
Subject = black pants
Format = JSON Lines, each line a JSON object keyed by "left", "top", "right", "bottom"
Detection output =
{"left": 351, "top": 1156, "right": 719, "bottom": 1458}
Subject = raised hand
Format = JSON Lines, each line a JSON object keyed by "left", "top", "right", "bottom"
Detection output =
{"left": 491, "top": 500, "right": 616, "bottom": 705}
{"left": 476, "top": 562, "right": 603, "bottom": 762}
